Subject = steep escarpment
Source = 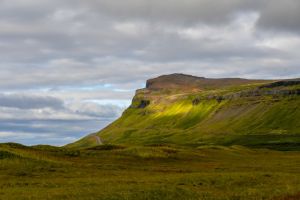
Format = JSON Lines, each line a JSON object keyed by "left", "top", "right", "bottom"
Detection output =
{"left": 68, "top": 74, "right": 300, "bottom": 149}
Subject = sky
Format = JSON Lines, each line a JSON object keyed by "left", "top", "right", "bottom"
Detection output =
{"left": 0, "top": 0, "right": 300, "bottom": 146}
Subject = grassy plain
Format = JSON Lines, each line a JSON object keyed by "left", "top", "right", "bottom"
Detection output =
{"left": 1, "top": 143, "right": 300, "bottom": 200}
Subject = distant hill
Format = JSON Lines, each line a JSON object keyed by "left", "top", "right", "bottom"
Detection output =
{"left": 67, "top": 74, "right": 300, "bottom": 149}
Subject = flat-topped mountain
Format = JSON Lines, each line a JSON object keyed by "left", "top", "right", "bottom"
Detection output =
{"left": 146, "top": 73, "right": 269, "bottom": 91}
{"left": 67, "top": 74, "right": 300, "bottom": 149}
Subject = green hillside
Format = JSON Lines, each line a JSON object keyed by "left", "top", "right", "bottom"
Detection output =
{"left": 68, "top": 74, "right": 300, "bottom": 149}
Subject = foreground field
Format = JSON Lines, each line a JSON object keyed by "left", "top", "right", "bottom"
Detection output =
{"left": 1, "top": 143, "right": 300, "bottom": 200}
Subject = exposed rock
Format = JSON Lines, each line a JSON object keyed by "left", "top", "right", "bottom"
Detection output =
{"left": 216, "top": 96, "right": 224, "bottom": 103}
{"left": 223, "top": 89, "right": 300, "bottom": 100}
{"left": 192, "top": 98, "right": 201, "bottom": 105}
{"left": 138, "top": 100, "right": 150, "bottom": 108}
{"left": 136, "top": 74, "right": 300, "bottom": 106}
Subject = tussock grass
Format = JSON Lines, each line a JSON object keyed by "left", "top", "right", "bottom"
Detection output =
{"left": 1, "top": 144, "right": 300, "bottom": 199}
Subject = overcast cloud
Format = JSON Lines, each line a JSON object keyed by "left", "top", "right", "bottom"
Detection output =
{"left": 0, "top": 0, "right": 299, "bottom": 145}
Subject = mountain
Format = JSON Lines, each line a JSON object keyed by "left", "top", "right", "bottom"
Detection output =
{"left": 67, "top": 73, "right": 300, "bottom": 149}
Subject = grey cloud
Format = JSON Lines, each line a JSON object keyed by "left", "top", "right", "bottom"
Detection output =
{"left": 0, "top": 94, "right": 64, "bottom": 109}
{"left": 85, "top": 0, "right": 246, "bottom": 25}
{"left": 0, "top": 93, "right": 126, "bottom": 145}
{"left": 0, "top": 93, "right": 126, "bottom": 121}
{"left": 84, "top": 0, "right": 300, "bottom": 33}
{"left": 70, "top": 102, "right": 124, "bottom": 118}
{"left": 1, "top": 0, "right": 246, "bottom": 25}
{"left": 256, "top": 0, "right": 300, "bottom": 33}
{"left": 0, "top": 0, "right": 298, "bottom": 91}
{"left": 0, "top": 0, "right": 300, "bottom": 146}
{"left": 0, "top": 119, "right": 111, "bottom": 146}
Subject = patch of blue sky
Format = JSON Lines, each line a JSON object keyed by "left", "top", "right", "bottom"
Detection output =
{"left": 84, "top": 99, "right": 132, "bottom": 107}
{"left": 55, "top": 83, "right": 114, "bottom": 91}
{"left": 112, "top": 88, "right": 135, "bottom": 92}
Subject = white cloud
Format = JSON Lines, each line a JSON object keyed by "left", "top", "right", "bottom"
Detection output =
{"left": 114, "top": 22, "right": 146, "bottom": 36}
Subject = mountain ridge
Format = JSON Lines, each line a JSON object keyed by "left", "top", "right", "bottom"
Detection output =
{"left": 67, "top": 74, "right": 300, "bottom": 149}
{"left": 145, "top": 73, "right": 272, "bottom": 91}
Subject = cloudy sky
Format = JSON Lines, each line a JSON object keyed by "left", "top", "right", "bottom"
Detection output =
{"left": 0, "top": 0, "right": 300, "bottom": 146}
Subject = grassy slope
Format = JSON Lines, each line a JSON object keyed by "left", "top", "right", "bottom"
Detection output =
{"left": 69, "top": 82, "right": 300, "bottom": 149}
{"left": 1, "top": 143, "right": 300, "bottom": 200}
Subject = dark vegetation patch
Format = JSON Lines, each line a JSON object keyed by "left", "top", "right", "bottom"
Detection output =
{"left": 0, "top": 150, "right": 19, "bottom": 159}
{"left": 260, "top": 80, "right": 300, "bottom": 89}
{"left": 62, "top": 150, "right": 81, "bottom": 157}
{"left": 86, "top": 144, "right": 126, "bottom": 151}
{"left": 192, "top": 98, "right": 200, "bottom": 105}
{"left": 31, "top": 145, "right": 62, "bottom": 151}
{"left": 138, "top": 100, "right": 150, "bottom": 108}
{"left": 145, "top": 143, "right": 176, "bottom": 148}
{"left": 0, "top": 143, "right": 28, "bottom": 149}
{"left": 219, "top": 135, "right": 300, "bottom": 151}
{"left": 272, "top": 192, "right": 300, "bottom": 200}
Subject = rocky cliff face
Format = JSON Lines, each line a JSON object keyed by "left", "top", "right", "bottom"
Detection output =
{"left": 137, "top": 75, "right": 300, "bottom": 107}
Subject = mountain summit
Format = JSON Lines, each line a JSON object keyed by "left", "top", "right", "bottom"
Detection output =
{"left": 68, "top": 74, "right": 300, "bottom": 149}
{"left": 145, "top": 73, "right": 267, "bottom": 91}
